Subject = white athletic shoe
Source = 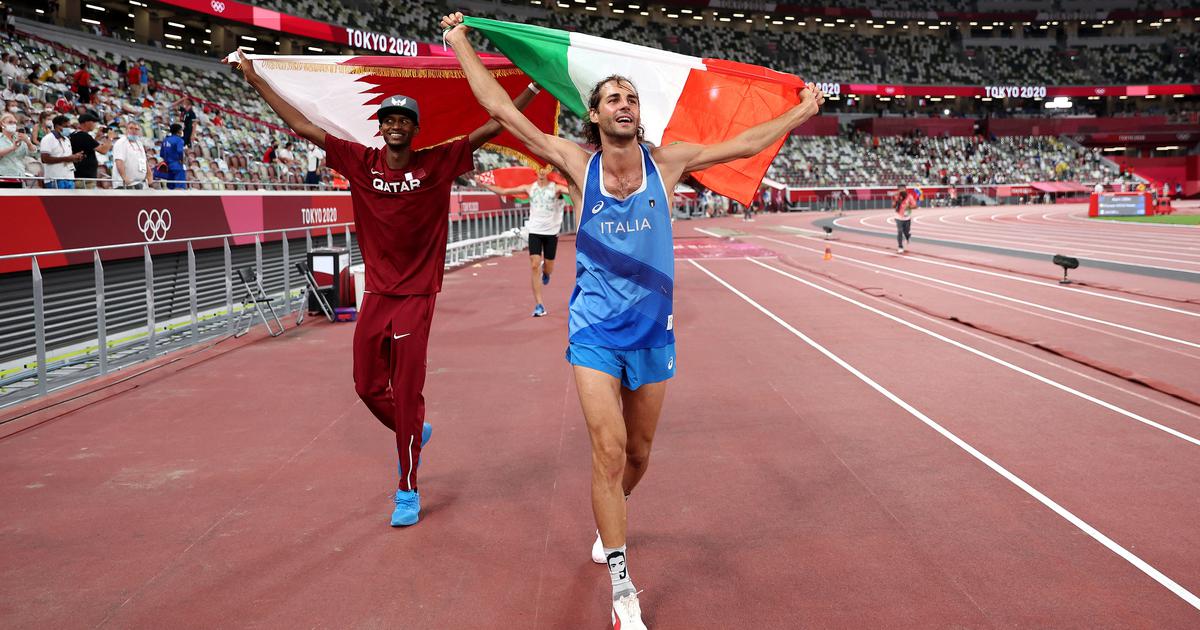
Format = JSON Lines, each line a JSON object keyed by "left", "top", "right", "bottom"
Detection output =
{"left": 612, "top": 591, "right": 647, "bottom": 630}
{"left": 592, "top": 530, "right": 605, "bottom": 564}
{"left": 898, "top": 246, "right": 905, "bottom": 254}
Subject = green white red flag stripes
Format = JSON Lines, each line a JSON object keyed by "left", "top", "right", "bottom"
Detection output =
{"left": 463, "top": 17, "right": 807, "bottom": 205}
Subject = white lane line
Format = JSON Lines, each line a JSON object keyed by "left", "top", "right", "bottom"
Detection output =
{"left": 741, "top": 256, "right": 1200, "bottom": 447}
{"left": 773, "top": 231, "right": 1200, "bottom": 318}
{"left": 879, "top": 221, "right": 1200, "bottom": 261}
{"left": 894, "top": 221, "right": 1200, "bottom": 258}
{"left": 758, "top": 236, "right": 1200, "bottom": 350}
{"left": 689, "top": 259, "right": 1200, "bottom": 612}
{"left": 827, "top": 272, "right": 1200, "bottom": 423}
{"left": 772, "top": 228, "right": 1195, "bottom": 316}
{"left": 829, "top": 218, "right": 1200, "bottom": 275}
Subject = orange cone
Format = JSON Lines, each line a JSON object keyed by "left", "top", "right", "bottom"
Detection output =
{"left": 823, "top": 246, "right": 832, "bottom": 261}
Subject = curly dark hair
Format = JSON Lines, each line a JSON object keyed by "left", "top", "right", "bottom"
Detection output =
{"left": 583, "top": 75, "right": 645, "bottom": 148}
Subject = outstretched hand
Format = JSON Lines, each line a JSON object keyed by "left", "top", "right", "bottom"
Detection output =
{"left": 230, "top": 50, "right": 260, "bottom": 84}
{"left": 440, "top": 12, "right": 470, "bottom": 43}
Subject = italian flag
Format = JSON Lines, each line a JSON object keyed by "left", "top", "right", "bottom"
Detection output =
{"left": 464, "top": 17, "right": 806, "bottom": 205}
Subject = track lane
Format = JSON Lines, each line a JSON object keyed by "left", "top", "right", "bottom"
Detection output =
{"left": 687, "top": 257, "right": 1200, "bottom": 625}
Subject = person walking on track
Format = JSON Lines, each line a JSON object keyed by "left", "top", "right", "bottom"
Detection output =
{"left": 895, "top": 184, "right": 916, "bottom": 253}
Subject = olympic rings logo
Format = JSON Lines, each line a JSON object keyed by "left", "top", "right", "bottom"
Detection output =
{"left": 210, "top": 0, "right": 226, "bottom": 13}
{"left": 137, "top": 209, "right": 172, "bottom": 242}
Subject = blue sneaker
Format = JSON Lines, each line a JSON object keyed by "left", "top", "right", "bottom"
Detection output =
{"left": 532, "top": 304, "right": 547, "bottom": 317}
{"left": 542, "top": 271, "right": 550, "bottom": 285}
{"left": 391, "top": 489, "right": 420, "bottom": 527}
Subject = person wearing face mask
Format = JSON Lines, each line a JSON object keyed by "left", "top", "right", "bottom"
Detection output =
{"left": 69, "top": 112, "right": 112, "bottom": 188}
{"left": 38, "top": 114, "right": 82, "bottom": 189}
{"left": 111, "top": 121, "right": 152, "bottom": 189}
{"left": 0, "top": 112, "right": 37, "bottom": 188}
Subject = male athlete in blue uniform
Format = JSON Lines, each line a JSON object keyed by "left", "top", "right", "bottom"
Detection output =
{"left": 443, "top": 12, "right": 824, "bottom": 628}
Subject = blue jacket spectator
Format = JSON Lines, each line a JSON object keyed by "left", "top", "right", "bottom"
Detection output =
{"left": 160, "top": 123, "right": 187, "bottom": 190}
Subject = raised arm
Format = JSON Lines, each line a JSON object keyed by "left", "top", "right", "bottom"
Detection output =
{"left": 441, "top": 13, "right": 588, "bottom": 180}
{"left": 467, "top": 86, "right": 537, "bottom": 151}
{"left": 231, "top": 51, "right": 326, "bottom": 149}
{"left": 655, "top": 85, "right": 824, "bottom": 178}
{"left": 483, "top": 183, "right": 532, "bottom": 196}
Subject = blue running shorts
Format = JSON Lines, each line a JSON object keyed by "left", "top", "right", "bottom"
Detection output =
{"left": 566, "top": 342, "right": 676, "bottom": 391}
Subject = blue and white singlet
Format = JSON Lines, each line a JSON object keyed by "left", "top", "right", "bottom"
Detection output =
{"left": 568, "top": 144, "right": 674, "bottom": 350}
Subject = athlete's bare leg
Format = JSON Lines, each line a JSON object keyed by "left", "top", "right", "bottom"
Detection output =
{"left": 621, "top": 381, "right": 665, "bottom": 494}
{"left": 530, "top": 253, "right": 544, "bottom": 306}
{"left": 574, "top": 365, "right": 667, "bottom": 547}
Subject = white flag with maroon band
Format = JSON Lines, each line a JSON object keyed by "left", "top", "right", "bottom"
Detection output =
{"left": 225, "top": 52, "right": 559, "bottom": 161}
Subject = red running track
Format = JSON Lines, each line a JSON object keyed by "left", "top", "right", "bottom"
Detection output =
{"left": 1, "top": 211, "right": 1198, "bottom": 628}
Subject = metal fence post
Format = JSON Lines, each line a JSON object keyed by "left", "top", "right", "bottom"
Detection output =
{"left": 281, "top": 233, "right": 291, "bottom": 315}
{"left": 143, "top": 245, "right": 156, "bottom": 359}
{"left": 224, "top": 237, "right": 234, "bottom": 334}
{"left": 325, "top": 227, "right": 332, "bottom": 247}
{"left": 94, "top": 251, "right": 107, "bottom": 375}
{"left": 187, "top": 241, "right": 198, "bottom": 341}
{"left": 32, "top": 256, "right": 48, "bottom": 397}
{"left": 254, "top": 235, "right": 263, "bottom": 288}
{"left": 344, "top": 224, "right": 352, "bottom": 253}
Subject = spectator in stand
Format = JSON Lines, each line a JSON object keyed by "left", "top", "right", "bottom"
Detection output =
{"left": 36, "top": 64, "right": 52, "bottom": 83}
{"left": 159, "top": 122, "right": 186, "bottom": 189}
{"left": 305, "top": 142, "right": 324, "bottom": 187}
{"left": 172, "top": 96, "right": 197, "bottom": 146}
{"left": 73, "top": 64, "right": 92, "bottom": 105}
{"left": 276, "top": 141, "right": 295, "bottom": 166}
{"left": 38, "top": 114, "right": 81, "bottom": 188}
{"left": 112, "top": 120, "right": 151, "bottom": 189}
{"left": 69, "top": 111, "right": 111, "bottom": 188}
{"left": 137, "top": 59, "right": 150, "bottom": 96}
{"left": 0, "top": 111, "right": 36, "bottom": 188}
{"left": 127, "top": 61, "right": 141, "bottom": 99}
{"left": 2, "top": 53, "right": 25, "bottom": 92}
{"left": 2, "top": 4, "right": 14, "bottom": 39}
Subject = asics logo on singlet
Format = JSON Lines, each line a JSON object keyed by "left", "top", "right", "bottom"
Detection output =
{"left": 599, "top": 218, "right": 652, "bottom": 234}
{"left": 590, "top": 201, "right": 604, "bottom": 214}
{"left": 372, "top": 172, "right": 421, "bottom": 193}
{"left": 667, "top": 357, "right": 674, "bottom": 370}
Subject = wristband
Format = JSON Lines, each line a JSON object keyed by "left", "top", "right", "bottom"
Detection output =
{"left": 528, "top": 83, "right": 541, "bottom": 94}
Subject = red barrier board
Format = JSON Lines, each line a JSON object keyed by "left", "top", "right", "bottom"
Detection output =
{"left": 0, "top": 192, "right": 356, "bottom": 273}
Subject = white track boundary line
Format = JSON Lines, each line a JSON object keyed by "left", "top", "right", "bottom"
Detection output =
{"left": 739, "top": 256, "right": 1200, "bottom": 447}
{"left": 832, "top": 218, "right": 1200, "bottom": 274}
{"left": 688, "top": 259, "right": 1200, "bottom": 612}
{"left": 772, "top": 228, "right": 1200, "bottom": 319}
{"left": 759, "top": 236, "right": 1200, "bottom": 351}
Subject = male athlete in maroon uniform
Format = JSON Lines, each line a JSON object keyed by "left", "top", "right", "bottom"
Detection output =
{"left": 233, "top": 51, "right": 536, "bottom": 526}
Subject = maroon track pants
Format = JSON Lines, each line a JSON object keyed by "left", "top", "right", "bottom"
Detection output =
{"left": 352, "top": 292, "right": 437, "bottom": 492}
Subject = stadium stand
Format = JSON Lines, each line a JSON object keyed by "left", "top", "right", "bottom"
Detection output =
{"left": 0, "top": 0, "right": 1196, "bottom": 192}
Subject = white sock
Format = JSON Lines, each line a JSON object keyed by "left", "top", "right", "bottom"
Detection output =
{"left": 604, "top": 545, "right": 635, "bottom": 600}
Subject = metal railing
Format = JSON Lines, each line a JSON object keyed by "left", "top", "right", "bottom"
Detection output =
{"left": 3, "top": 174, "right": 334, "bottom": 191}
{"left": 0, "top": 206, "right": 571, "bottom": 408}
